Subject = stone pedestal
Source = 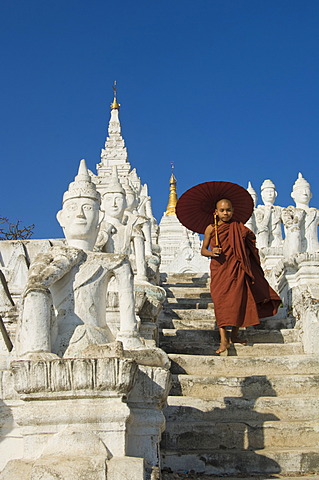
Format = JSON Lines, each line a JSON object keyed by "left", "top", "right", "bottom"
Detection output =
{"left": 127, "top": 363, "right": 171, "bottom": 469}
{"left": 272, "top": 252, "right": 319, "bottom": 354}
{"left": 134, "top": 282, "right": 166, "bottom": 345}
{"left": 0, "top": 348, "right": 171, "bottom": 480}
{"left": 0, "top": 356, "right": 136, "bottom": 480}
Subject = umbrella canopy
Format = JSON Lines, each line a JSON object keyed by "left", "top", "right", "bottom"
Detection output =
{"left": 176, "top": 181, "right": 254, "bottom": 234}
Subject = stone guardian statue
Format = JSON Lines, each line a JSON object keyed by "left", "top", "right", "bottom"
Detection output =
{"left": 15, "top": 159, "right": 143, "bottom": 359}
{"left": 255, "top": 179, "right": 283, "bottom": 249}
{"left": 283, "top": 173, "right": 319, "bottom": 256}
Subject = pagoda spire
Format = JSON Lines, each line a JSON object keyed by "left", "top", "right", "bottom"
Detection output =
{"left": 97, "top": 82, "right": 130, "bottom": 176}
{"left": 165, "top": 163, "right": 178, "bottom": 216}
{"left": 110, "top": 80, "right": 120, "bottom": 110}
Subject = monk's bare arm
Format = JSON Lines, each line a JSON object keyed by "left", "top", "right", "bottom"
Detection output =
{"left": 201, "top": 225, "right": 221, "bottom": 257}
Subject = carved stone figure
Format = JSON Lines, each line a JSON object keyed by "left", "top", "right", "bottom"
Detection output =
{"left": 282, "top": 205, "right": 305, "bottom": 257}
{"left": 291, "top": 173, "right": 319, "bottom": 253}
{"left": 245, "top": 181, "right": 258, "bottom": 234}
{"left": 255, "top": 179, "right": 283, "bottom": 249}
{"left": 137, "top": 184, "right": 161, "bottom": 282}
{"left": 98, "top": 166, "right": 148, "bottom": 282}
{"left": 15, "top": 160, "right": 143, "bottom": 359}
{"left": 282, "top": 173, "right": 319, "bottom": 257}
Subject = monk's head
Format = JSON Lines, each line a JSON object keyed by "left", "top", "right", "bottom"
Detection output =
{"left": 215, "top": 199, "right": 234, "bottom": 223}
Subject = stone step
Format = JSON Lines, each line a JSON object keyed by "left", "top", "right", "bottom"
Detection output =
{"left": 169, "top": 353, "right": 319, "bottom": 376}
{"left": 162, "top": 418, "right": 319, "bottom": 450}
{"left": 161, "top": 331, "right": 302, "bottom": 355}
{"left": 162, "top": 475, "right": 319, "bottom": 480}
{"left": 160, "top": 308, "right": 216, "bottom": 322}
{"left": 260, "top": 316, "right": 295, "bottom": 330}
{"left": 163, "top": 341, "right": 303, "bottom": 356}
{"left": 160, "top": 273, "right": 210, "bottom": 286}
{"left": 170, "top": 373, "right": 319, "bottom": 398}
{"left": 161, "top": 447, "right": 319, "bottom": 475}
{"left": 159, "top": 316, "right": 217, "bottom": 330}
{"left": 159, "top": 311, "right": 298, "bottom": 338}
{"left": 164, "top": 286, "right": 211, "bottom": 299}
{"left": 166, "top": 297, "right": 214, "bottom": 309}
{"left": 164, "top": 395, "right": 319, "bottom": 422}
{"left": 161, "top": 307, "right": 293, "bottom": 329}
{"left": 160, "top": 321, "right": 298, "bottom": 343}
{"left": 245, "top": 327, "right": 298, "bottom": 343}
{"left": 159, "top": 313, "right": 293, "bottom": 332}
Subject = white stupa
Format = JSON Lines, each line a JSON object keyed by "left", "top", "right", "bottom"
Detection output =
{"left": 158, "top": 171, "right": 209, "bottom": 273}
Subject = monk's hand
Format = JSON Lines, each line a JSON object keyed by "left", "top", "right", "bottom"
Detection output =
{"left": 212, "top": 247, "right": 222, "bottom": 257}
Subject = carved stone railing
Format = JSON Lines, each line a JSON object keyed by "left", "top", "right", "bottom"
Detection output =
{"left": 11, "top": 356, "right": 137, "bottom": 399}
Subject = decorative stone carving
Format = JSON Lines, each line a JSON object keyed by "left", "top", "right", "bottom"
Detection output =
{"left": 0, "top": 355, "right": 139, "bottom": 480}
{"left": 11, "top": 356, "right": 137, "bottom": 399}
{"left": 255, "top": 179, "right": 283, "bottom": 249}
{"left": 94, "top": 99, "right": 161, "bottom": 287}
{"left": 167, "top": 227, "right": 209, "bottom": 274}
{"left": 291, "top": 282, "right": 319, "bottom": 354}
{"left": 98, "top": 166, "right": 148, "bottom": 283}
{"left": 245, "top": 181, "right": 257, "bottom": 234}
{"left": 282, "top": 205, "right": 305, "bottom": 258}
{"left": 15, "top": 160, "right": 144, "bottom": 359}
{"left": 134, "top": 281, "right": 166, "bottom": 344}
{"left": 98, "top": 107, "right": 130, "bottom": 177}
{"left": 2, "top": 346, "right": 171, "bottom": 480}
{"left": 283, "top": 173, "right": 319, "bottom": 255}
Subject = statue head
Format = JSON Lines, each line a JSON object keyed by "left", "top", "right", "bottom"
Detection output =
{"left": 261, "top": 179, "right": 277, "bottom": 206}
{"left": 122, "top": 177, "right": 138, "bottom": 212}
{"left": 247, "top": 181, "right": 258, "bottom": 207}
{"left": 102, "top": 166, "right": 127, "bottom": 221}
{"left": 57, "top": 159, "right": 104, "bottom": 250}
{"left": 291, "top": 172, "right": 312, "bottom": 208}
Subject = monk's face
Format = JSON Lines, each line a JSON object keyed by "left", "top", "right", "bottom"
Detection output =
{"left": 215, "top": 199, "right": 234, "bottom": 223}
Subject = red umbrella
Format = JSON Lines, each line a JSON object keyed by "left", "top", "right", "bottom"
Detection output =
{"left": 176, "top": 181, "right": 254, "bottom": 234}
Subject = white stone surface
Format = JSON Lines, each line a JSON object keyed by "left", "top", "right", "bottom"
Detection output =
{"left": 245, "top": 181, "right": 258, "bottom": 233}
{"left": 255, "top": 179, "right": 283, "bottom": 249}
{"left": 283, "top": 173, "right": 319, "bottom": 256}
{"left": 98, "top": 166, "right": 148, "bottom": 283}
{"left": 107, "top": 456, "right": 145, "bottom": 480}
{"left": 158, "top": 213, "right": 209, "bottom": 274}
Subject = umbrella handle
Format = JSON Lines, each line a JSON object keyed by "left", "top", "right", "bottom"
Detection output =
{"left": 214, "top": 213, "right": 220, "bottom": 248}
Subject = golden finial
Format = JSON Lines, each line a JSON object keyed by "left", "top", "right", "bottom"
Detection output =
{"left": 165, "top": 163, "right": 178, "bottom": 216}
{"left": 110, "top": 81, "right": 120, "bottom": 110}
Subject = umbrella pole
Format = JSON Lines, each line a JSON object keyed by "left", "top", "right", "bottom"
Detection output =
{"left": 214, "top": 213, "right": 220, "bottom": 247}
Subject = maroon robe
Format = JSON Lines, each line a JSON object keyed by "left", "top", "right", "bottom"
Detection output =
{"left": 209, "top": 220, "right": 281, "bottom": 328}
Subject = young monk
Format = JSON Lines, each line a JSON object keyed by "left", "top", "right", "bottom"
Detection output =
{"left": 201, "top": 198, "right": 281, "bottom": 354}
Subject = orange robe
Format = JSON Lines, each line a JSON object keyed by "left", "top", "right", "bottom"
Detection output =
{"left": 210, "top": 220, "right": 281, "bottom": 328}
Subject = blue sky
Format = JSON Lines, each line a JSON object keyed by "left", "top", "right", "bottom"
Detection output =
{"left": 1, "top": 0, "right": 319, "bottom": 238}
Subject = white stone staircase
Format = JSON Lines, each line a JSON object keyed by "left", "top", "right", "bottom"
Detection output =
{"left": 159, "top": 273, "right": 319, "bottom": 479}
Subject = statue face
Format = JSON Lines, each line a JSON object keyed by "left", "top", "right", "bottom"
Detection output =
{"left": 125, "top": 192, "right": 137, "bottom": 211}
{"left": 292, "top": 186, "right": 311, "bottom": 206}
{"left": 58, "top": 197, "right": 100, "bottom": 241}
{"left": 261, "top": 187, "right": 276, "bottom": 205}
{"left": 103, "top": 192, "right": 126, "bottom": 219}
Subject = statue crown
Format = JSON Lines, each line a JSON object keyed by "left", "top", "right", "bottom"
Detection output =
{"left": 63, "top": 159, "right": 100, "bottom": 203}
{"left": 261, "top": 179, "right": 275, "bottom": 191}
